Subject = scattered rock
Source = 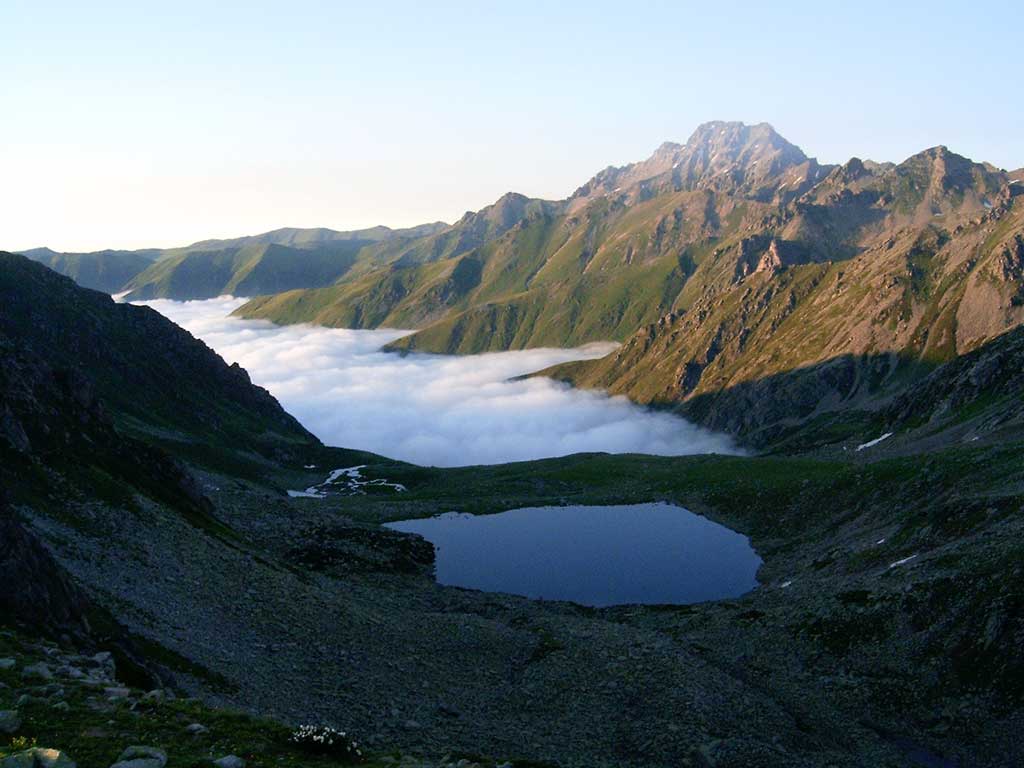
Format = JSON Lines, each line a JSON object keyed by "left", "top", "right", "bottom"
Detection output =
{"left": 437, "top": 702, "right": 460, "bottom": 718}
{"left": 693, "top": 740, "right": 720, "bottom": 768}
{"left": 21, "top": 663, "right": 53, "bottom": 681}
{"left": 58, "top": 666, "right": 85, "bottom": 680}
{"left": 109, "top": 746, "right": 167, "bottom": 768}
{"left": 51, "top": 702, "right": 70, "bottom": 712}
{"left": 0, "top": 709, "right": 22, "bottom": 734}
{"left": 185, "top": 723, "right": 209, "bottom": 735}
{"left": 104, "top": 687, "right": 131, "bottom": 700}
{"left": 212, "top": 757, "right": 245, "bottom": 768}
{"left": 0, "top": 658, "right": 15, "bottom": 670}
{"left": 1, "top": 748, "right": 77, "bottom": 768}
{"left": 140, "top": 690, "right": 165, "bottom": 704}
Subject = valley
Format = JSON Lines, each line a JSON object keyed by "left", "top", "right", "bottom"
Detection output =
{"left": 3, "top": 119, "right": 1024, "bottom": 768}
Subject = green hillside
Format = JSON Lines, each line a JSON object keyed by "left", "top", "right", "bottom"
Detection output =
{"left": 19, "top": 247, "right": 160, "bottom": 292}
{"left": 234, "top": 124, "right": 1024, "bottom": 444}
{"left": 15, "top": 223, "right": 449, "bottom": 299}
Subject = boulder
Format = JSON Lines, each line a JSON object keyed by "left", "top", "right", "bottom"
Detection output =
{"left": 109, "top": 747, "right": 167, "bottom": 768}
{"left": 0, "top": 658, "right": 15, "bottom": 670}
{"left": 1, "top": 748, "right": 77, "bottom": 768}
{"left": 21, "top": 663, "right": 53, "bottom": 681}
{"left": 212, "top": 757, "right": 245, "bottom": 768}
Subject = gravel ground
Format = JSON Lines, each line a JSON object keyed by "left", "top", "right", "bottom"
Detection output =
{"left": 21, "top": 468, "right": 1023, "bottom": 768}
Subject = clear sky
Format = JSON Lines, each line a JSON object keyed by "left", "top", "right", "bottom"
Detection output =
{"left": 3, "top": 0, "right": 1021, "bottom": 252}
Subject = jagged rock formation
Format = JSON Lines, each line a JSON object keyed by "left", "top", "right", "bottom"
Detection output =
{"left": 0, "top": 502, "right": 94, "bottom": 643}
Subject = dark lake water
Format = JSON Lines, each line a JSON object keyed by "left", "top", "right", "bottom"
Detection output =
{"left": 385, "top": 503, "right": 762, "bottom": 607}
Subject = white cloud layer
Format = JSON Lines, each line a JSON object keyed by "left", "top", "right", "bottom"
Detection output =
{"left": 138, "top": 297, "right": 741, "bottom": 467}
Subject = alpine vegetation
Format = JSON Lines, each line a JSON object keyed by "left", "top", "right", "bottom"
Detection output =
{"left": 289, "top": 725, "right": 364, "bottom": 762}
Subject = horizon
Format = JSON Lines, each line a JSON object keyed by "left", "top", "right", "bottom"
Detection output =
{"left": 3, "top": 1, "right": 1022, "bottom": 252}
{"left": 11, "top": 121, "right": 1023, "bottom": 255}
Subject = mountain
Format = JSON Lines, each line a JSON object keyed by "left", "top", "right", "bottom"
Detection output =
{"left": 20, "top": 247, "right": 161, "bottom": 292}
{"left": 232, "top": 123, "right": 1024, "bottom": 447}
{"left": 236, "top": 122, "right": 833, "bottom": 349}
{"left": 182, "top": 223, "right": 447, "bottom": 251}
{"left": 0, "top": 252, "right": 317, "bottom": 473}
{"left": 548, "top": 149, "right": 1024, "bottom": 446}
{"left": 15, "top": 223, "right": 449, "bottom": 299}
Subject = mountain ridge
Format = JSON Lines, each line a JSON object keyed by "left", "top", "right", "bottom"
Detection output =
{"left": 15, "top": 222, "right": 450, "bottom": 299}
{"left": 230, "top": 122, "right": 1024, "bottom": 445}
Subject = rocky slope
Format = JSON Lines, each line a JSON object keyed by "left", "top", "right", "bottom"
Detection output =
{"left": 0, "top": 252, "right": 317, "bottom": 472}
{"left": 550, "top": 166, "right": 1024, "bottom": 446}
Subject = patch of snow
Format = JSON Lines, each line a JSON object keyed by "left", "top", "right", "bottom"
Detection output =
{"left": 287, "top": 489, "right": 326, "bottom": 499}
{"left": 303, "top": 464, "right": 317, "bottom": 469}
{"left": 325, "top": 465, "right": 366, "bottom": 484}
{"left": 876, "top": 538, "right": 886, "bottom": 545}
{"left": 888, "top": 554, "right": 918, "bottom": 569}
{"left": 856, "top": 432, "right": 893, "bottom": 451}
{"left": 780, "top": 580, "right": 792, "bottom": 588}
{"left": 111, "top": 291, "right": 131, "bottom": 303}
{"left": 289, "top": 464, "right": 406, "bottom": 499}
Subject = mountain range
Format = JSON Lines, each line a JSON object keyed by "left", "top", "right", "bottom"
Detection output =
{"left": 25, "top": 121, "right": 1021, "bottom": 449}
{"left": 19, "top": 222, "right": 447, "bottom": 297}
{"left": 4, "top": 118, "right": 1024, "bottom": 764}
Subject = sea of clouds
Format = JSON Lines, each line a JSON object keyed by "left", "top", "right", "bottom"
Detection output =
{"left": 137, "top": 297, "right": 741, "bottom": 466}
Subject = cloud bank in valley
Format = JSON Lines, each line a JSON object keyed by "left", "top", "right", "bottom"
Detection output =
{"left": 139, "top": 297, "right": 741, "bottom": 466}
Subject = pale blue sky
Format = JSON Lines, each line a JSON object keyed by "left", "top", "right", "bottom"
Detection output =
{"left": 2, "top": 0, "right": 1021, "bottom": 251}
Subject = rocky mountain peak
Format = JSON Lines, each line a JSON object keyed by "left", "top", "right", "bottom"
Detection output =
{"left": 685, "top": 121, "right": 799, "bottom": 153}
{"left": 568, "top": 121, "right": 816, "bottom": 210}
{"left": 678, "top": 121, "right": 808, "bottom": 175}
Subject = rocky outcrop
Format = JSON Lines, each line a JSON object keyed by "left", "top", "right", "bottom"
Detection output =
{"left": 0, "top": 503, "right": 94, "bottom": 643}
{"left": 0, "top": 252, "right": 318, "bottom": 467}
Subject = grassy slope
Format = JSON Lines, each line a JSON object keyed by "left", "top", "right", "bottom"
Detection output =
{"left": 18, "top": 224, "right": 449, "bottom": 299}
{"left": 19, "top": 249, "right": 160, "bottom": 293}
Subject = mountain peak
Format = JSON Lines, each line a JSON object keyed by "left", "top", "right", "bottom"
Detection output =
{"left": 568, "top": 121, "right": 817, "bottom": 210}
{"left": 684, "top": 121, "right": 806, "bottom": 161}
